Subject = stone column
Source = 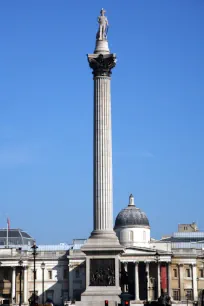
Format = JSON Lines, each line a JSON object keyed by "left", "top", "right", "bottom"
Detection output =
{"left": 178, "top": 264, "right": 183, "bottom": 301}
{"left": 23, "top": 267, "right": 28, "bottom": 304}
{"left": 88, "top": 52, "right": 118, "bottom": 240}
{"left": 192, "top": 264, "right": 198, "bottom": 301}
{"left": 68, "top": 264, "right": 73, "bottom": 300}
{"left": 134, "top": 262, "right": 139, "bottom": 300}
{"left": 123, "top": 262, "right": 128, "bottom": 293}
{"left": 12, "top": 267, "right": 16, "bottom": 302}
{"left": 86, "top": 258, "right": 90, "bottom": 289}
{"left": 157, "top": 262, "right": 161, "bottom": 298}
{"left": 167, "top": 263, "right": 171, "bottom": 297}
{"left": 146, "top": 262, "right": 150, "bottom": 301}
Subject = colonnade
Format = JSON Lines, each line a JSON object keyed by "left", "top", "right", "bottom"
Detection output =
{"left": 122, "top": 261, "right": 171, "bottom": 301}
{"left": 177, "top": 263, "right": 198, "bottom": 301}
{"left": 10, "top": 266, "right": 28, "bottom": 303}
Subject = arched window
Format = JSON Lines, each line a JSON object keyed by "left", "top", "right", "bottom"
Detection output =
{"left": 143, "top": 231, "right": 146, "bottom": 241}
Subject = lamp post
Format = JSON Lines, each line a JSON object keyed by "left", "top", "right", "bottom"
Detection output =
{"left": 41, "top": 262, "right": 45, "bottom": 306}
{"left": 19, "top": 259, "right": 23, "bottom": 306}
{"left": 31, "top": 242, "right": 38, "bottom": 306}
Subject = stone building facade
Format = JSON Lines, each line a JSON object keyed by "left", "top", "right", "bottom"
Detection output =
{"left": 0, "top": 205, "right": 204, "bottom": 306}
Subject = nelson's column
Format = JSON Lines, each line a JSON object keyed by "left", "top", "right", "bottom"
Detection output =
{"left": 79, "top": 9, "right": 124, "bottom": 306}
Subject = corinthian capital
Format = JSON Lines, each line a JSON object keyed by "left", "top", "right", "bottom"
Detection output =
{"left": 88, "top": 53, "right": 117, "bottom": 77}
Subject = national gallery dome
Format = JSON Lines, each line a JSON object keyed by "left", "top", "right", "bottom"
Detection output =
{"left": 114, "top": 195, "right": 149, "bottom": 229}
{"left": 114, "top": 194, "right": 151, "bottom": 247}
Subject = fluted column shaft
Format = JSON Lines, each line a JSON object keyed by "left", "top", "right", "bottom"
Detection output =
{"left": 167, "top": 263, "right": 171, "bottom": 297}
{"left": 192, "top": 264, "right": 198, "bottom": 301}
{"left": 23, "top": 267, "right": 28, "bottom": 303}
{"left": 12, "top": 267, "right": 16, "bottom": 302}
{"left": 93, "top": 75, "right": 113, "bottom": 232}
{"left": 135, "top": 262, "right": 139, "bottom": 300}
{"left": 146, "top": 262, "right": 150, "bottom": 301}
{"left": 157, "top": 263, "right": 161, "bottom": 298}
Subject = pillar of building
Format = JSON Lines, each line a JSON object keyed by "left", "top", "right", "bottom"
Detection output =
{"left": 157, "top": 262, "right": 161, "bottom": 298}
{"left": 167, "top": 263, "right": 171, "bottom": 297}
{"left": 23, "top": 267, "right": 28, "bottom": 303}
{"left": 134, "top": 262, "right": 139, "bottom": 301}
{"left": 192, "top": 264, "right": 198, "bottom": 301}
{"left": 68, "top": 264, "right": 73, "bottom": 301}
{"left": 178, "top": 264, "right": 183, "bottom": 300}
{"left": 123, "top": 262, "right": 128, "bottom": 293}
{"left": 146, "top": 262, "right": 150, "bottom": 301}
{"left": 12, "top": 267, "right": 16, "bottom": 302}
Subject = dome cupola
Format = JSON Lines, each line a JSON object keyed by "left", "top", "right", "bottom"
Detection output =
{"left": 114, "top": 194, "right": 150, "bottom": 247}
{"left": 114, "top": 194, "right": 150, "bottom": 229}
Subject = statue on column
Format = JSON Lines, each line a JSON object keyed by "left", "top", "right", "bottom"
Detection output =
{"left": 96, "top": 8, "right": 109, "bottom": 40}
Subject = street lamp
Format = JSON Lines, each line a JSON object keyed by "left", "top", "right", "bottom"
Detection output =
{"left": 41, "top": 262, "right": 45, "bottom": 306}
{"left": 18, "top": 259, "right": 23, "bottom": 306}
{"left": 31, "top": 242, "right": 38, "bottom": 306}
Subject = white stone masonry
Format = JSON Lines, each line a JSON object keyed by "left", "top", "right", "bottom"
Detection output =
{"left": 93, "top": 75, "right": 113, "bottom": 232}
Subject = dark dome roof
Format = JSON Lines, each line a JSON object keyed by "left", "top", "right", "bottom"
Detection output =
{"left": 0, "top": 229, "right": 34, "bottom": 246}
{"left": 114, "top": 195, "right": 150, "bottom": 229}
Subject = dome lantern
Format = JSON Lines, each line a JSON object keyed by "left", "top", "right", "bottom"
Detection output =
{"left": 128, "top": 194, "right": 135, "bottom": 207}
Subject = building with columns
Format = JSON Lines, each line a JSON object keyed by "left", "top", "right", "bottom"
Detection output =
{"left": 0, "top": 203, "right": 204, "bottom": 306}
{"left": 68, "top": 195, "right": 204, "bottom": 305}
{"left": 0, "top": 230, "right": 71, "bottom": 306}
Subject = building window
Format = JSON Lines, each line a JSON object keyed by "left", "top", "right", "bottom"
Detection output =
{"left": 143, "top": 231, "right": 146, "bottom": 241}
{"left": 199, "top": 269, "right": 204, "bottom": 278}
{"left": 186, "top": 268, "right": 191, "bottom": 278}
{"left": 185, "top": 290, "right": 193, "bottom": 300}
{"left": 173, "top": 268, "right": 178, "bottom": 278}
{"left": 63, "top": 269, "right": 69, "bottom": 279}
{"left": 48, "top": 270, "right": 52, "bottom": 280}
{"left": 75, "top": 268, "right": 80, "bottom": 279}
{"left": 173, "top": 290, "right": 180, "bottom": 301}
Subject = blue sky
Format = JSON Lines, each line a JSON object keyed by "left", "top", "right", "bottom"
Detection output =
{"left": 0, "top": 1, "right": 203, "bottom": 244}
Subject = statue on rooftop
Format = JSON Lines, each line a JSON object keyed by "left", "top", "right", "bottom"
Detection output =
{"left": 96, "top": 8, "right": 109, "bottom": 40}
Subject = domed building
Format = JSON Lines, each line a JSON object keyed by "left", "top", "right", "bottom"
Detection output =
{"left": 114, "top": 194, "right": 150, "bottom": 247}
{"left": 0, "top": 228, "right": 34, "bottom": 246}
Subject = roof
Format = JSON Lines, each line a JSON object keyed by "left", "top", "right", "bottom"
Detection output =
{"left": 161, "top": 232, "right": 204, "bottom": 243}
{"left": 115, "top": 206, "right": 149, "bottom": 229}
{"left": 0, "top": 228, "right": 34, "bottom": 246}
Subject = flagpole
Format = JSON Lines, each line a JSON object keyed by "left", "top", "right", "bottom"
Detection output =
{"left": 6, "top": 222, "right": 8, "bottom": 248}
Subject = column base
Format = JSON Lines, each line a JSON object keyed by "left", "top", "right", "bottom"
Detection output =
{"left": 81, "top": 230, "right": 123, "bottom": 252}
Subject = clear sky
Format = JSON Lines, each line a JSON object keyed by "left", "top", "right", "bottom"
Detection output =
{"left": 0, "top": 1, "right": 203, "bottom": 244}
